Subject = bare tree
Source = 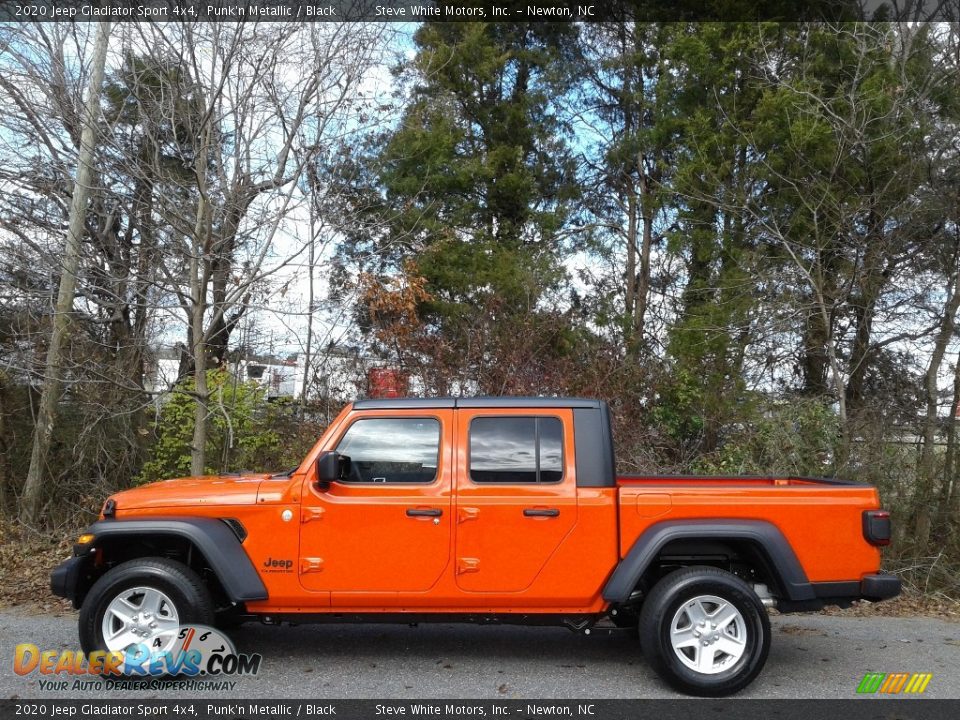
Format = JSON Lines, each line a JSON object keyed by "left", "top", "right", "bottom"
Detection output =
{"left": 120, "top": 22, "right": 388, "bottom": 475}
{"left": 20, "top": 22, "right": 112, "bottom": 526}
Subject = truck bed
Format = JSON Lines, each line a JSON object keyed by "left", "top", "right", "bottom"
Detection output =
{"left": 615, "top": 474, "right": 882, "bottom": 584}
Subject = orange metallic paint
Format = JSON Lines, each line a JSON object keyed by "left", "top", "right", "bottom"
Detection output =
{"left": 453, "top": 409, "right": 579, "bottom": 593}
{"left": 299, "top": 409, "right": 454, "bottom": 598}
{"left": 617, "top": 479, "right": 883, "bottom": 583}
{"left": 106, "top": 403, "right": 886, "bottom": 616}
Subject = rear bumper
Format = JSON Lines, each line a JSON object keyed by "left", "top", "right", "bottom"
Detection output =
{"left": 50, "top": 556, "right": 87, "bottom": 607}
{"left": 860, "top": 572, "right": 902, "bottom": 601}
{"left": 778, "top": 572, "right": 901, "bottom": 612}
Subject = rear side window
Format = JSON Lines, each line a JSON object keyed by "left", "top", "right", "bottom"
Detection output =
{"left": 335, "top": 417, "right": 440, "bottom": 483}
{"left": 469, "top": 416, "right": 564, "bottom": 484}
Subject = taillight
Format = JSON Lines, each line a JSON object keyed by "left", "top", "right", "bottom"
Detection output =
{"left": 863, "top": 509, "right": 891, "bottom": 546}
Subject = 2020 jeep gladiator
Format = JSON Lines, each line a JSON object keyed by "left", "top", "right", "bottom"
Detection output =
{"left": 51, "top": 397, "right": 900, "bottom": 695}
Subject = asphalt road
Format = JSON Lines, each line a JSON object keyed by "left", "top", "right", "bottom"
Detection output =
{"left": 1, "top": 608, "right": 957, "bottom": 700}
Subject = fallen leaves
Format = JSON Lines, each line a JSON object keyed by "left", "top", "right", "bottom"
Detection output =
{"left": 0, "top": 518, "right": 77, "bottom": 616}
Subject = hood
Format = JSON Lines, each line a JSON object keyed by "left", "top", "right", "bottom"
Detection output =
{"left": 108, "top": 474, "right": 270, "bottom": 512}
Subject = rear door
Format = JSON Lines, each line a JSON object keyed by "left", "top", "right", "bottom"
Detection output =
{"left": 454, "top": 409, "right": 577, "bottom": 592}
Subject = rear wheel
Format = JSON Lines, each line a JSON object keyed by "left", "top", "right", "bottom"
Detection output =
{"left": 639, "top": 566, "right": 770, "bottom": 697}
{"left": 79, "top": 557, "right": 214, "bottom": 659}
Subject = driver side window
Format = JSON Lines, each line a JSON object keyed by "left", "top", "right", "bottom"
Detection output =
{"left": 335, "top": 417, "right": 441, "bottom": 484}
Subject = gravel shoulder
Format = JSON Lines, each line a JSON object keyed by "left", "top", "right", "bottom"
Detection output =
{"left": 1, "top": 607, "right": 958, "bottom": 700}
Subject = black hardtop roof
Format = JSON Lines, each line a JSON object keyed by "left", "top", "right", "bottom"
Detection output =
{"left": 352, "top": 397, "right": 605, "bottom": 410}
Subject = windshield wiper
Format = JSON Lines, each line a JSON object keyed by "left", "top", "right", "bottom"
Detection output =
{"left": 270, "top": 466, "right": 300, "bottom": 479}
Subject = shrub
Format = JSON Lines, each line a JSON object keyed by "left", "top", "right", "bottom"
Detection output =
{"left": 137, "top": 370, "right": 320, "bottom": 484}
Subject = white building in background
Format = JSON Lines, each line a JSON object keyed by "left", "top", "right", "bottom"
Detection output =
{"left": 144, "top": 344, "right": 373, "bottom": 402}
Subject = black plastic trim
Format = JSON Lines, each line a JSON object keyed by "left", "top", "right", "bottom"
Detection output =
{"left": 779, "top": 574, "right": 902, "bottom": 611}
{"left": 50, "top": 555, "right": 87, "bottom": 604}
{"left": 82, "top": 517, "right": 268, "bottom": 602}
{"left": 523, "top": 508, "right": 560, "bottom": 517}
{"left": 602, "top": 519, "right": 816, "bottom": 603}
{"left": 573, "top": 404, "right": 616, "bottom": 488}
{"left": 861, "top": 573, "right": 901, "bottom": 600}
{"left": 256, "top": 612, "right": 600, "bottom": 630}
{"left": 353, "top": 397, "right": 603, "bottom": 410}
{"left": 809, "top": 574, "right": 901, "bottom": 602}
{"left": 457, "top": 397, "right": 603, "bottom": 409}
{"left": 221, "top": 518, "right": 248, "bottom": 543}
{"left": 353, "top": 398, "right": 456, "bottom": 410}
{"left": 812, "top": 581, "right": 860, "bottom": 598}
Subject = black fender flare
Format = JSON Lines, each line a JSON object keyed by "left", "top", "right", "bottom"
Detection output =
{"left": 80, "top": 517, "right": 268, "bottom": 603}
{"left": 602, "top": 519, "right": 816, "bottom": 603}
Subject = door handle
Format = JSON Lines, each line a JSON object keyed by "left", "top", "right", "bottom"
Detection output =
{"left": 406, "top": 508, "right": 443, "bottom": 517}
{"left": 523, "top": 508, "right": 560, "bottom": 517}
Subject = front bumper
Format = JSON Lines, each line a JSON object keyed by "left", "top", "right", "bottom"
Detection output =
{"left": 50, "top": 555, "right": 88, "bottom": 607}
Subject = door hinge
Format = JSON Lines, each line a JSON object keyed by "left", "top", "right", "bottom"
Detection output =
{"left": 457, "top": 557, "right": 480, "bottom": 574}
{"left": 300, "top": 557, "right": 324, "bottom": 574}
{"left": 301, "top": 507, "right": 325, "bottom": 523}
{"left": 458, "top": 507, "right": 479, "bottom": 524}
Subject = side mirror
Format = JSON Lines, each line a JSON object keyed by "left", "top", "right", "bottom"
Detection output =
{"left": 316, "top": 451, "right": 349, "bottom": 487}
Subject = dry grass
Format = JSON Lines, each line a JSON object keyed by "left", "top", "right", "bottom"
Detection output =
{"left": 821, "top": 589, "right": 960, "bottom": 622}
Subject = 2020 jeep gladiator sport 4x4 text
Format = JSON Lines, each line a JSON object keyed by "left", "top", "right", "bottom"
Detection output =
{"left": 51, "top": 397, "right": 900, "bottom": 695}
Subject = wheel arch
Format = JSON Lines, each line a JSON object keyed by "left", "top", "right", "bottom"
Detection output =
{"left": 70, "top": 517, "right": 267, "bottom": 608}
{"left": 602, "top": 519, "right": 816, "bottom": 604}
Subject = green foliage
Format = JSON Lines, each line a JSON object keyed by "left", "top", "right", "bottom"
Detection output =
{"left": 654, "top": 23, "right": 777, "bottom": 452}
{"left": 330, "top": 21, "right": 581, "bottom": 341}
{"left": 693, "top": 398, "right": 839, "bottom": 476}
{"left": 650, "top": 368, "right": 707, "bottom": 447}
{"left": 137, "top": 371, "right": 309, "bottom": 484}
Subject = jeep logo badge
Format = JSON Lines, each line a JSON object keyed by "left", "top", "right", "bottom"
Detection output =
{"left": 262, "top": 557, "right": 293, "bottom": 571}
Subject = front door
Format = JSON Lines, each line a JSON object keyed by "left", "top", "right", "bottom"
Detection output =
{"left": 299, "top": 410, "right": 453, "bottom": 596}
{"left": 454, "top": 409, "right": 578, "bottom": 592}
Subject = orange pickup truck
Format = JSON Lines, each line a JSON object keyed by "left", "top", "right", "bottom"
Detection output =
{"left": 51, "top": 397, "right": 899, "bottom": 695}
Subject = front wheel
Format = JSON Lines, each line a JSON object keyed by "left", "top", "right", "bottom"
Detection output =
{"left": 79, "top": 557, "right": 214, "bottom": 660}
{"left": 638, "top": 566, "right": 770, "bottom": 697}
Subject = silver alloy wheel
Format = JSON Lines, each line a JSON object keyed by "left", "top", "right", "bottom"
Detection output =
{"left": 669, "top": 594, "right": 748, "bottom": 675}
{"left": 100, "top": 586, "right": 180, "bottom": 653}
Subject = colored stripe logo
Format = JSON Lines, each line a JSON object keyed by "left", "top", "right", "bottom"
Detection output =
{"left": 857, "top": 672, "right": 932, "bottom": 694}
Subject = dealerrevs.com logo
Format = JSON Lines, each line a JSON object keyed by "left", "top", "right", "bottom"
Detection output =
{"left": 14, "top": 625, "right": 261, "bottom": 690}
{"left": 856, "top": 672, "right": 933, "bottom": 695}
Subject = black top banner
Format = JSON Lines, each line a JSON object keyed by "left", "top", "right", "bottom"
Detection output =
{"left": 0, "top": 0, "right": 957, "bottom": 23}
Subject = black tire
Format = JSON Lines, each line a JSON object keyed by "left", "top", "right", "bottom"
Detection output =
{"left": 638, "top": 566, "right": 770, "bottom": 697}
{"left": 79, "top": 557, "right": 214, "bottom": 660}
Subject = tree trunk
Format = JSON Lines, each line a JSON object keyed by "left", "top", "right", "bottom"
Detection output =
{"left": 845, "top": 233, "right": 889, "bottom": 417}
{"left": 634, "top": 170, "right": 654, "bottom": 355}
{"left": 624, "top": 191, "right": 638, "bottom": 357}
{"left": 914, "top": 262, "right": 960, "bottom": 549}
{"left": 20, "top": 22, "right": 111, "bottom": 526}
{"left": 190, "top": 285, "right": 209, "bottom": 477}
{"left": 939, "top": 360, "right": 960, "bottom": 534}
{"left": 188, "top": 123, "right": 213, "bottom": 477}
{"left": 0, "top": 371, "right": 9, "bottom": 514}
{"left": 300, "top": 198, "right": 317, "bottom": 415}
